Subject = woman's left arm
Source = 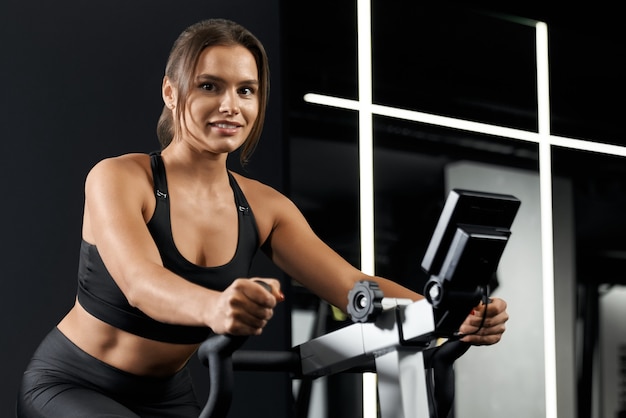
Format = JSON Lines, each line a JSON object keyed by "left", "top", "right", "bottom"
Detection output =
{"left": 246, "top": 180, "right": 507, "bottom": 345}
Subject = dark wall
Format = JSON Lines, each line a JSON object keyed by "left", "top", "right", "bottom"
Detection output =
{"left": 2, "top": 1, "right": 289, "bottom": 416}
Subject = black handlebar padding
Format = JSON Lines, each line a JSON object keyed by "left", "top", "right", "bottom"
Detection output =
{"left": 197, "top": 333, "right": 248, "bottom": 418}
{"left": 197, "top": 280, "right": 272, "bottom": 418}
{"left": 232, "top": 350, "right": 302, "bottom": 373}
{"left": 423, "top": 340, "right": 471, "bottom": 418}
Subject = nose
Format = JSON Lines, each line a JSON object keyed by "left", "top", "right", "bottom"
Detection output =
{"left": 219, "top": 90, "right": 240, "bottom": 116}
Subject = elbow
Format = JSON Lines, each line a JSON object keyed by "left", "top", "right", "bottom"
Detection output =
{"left": 120, "top": 280, "right": 142, "bottom": 309}
{"left": 113, "top": 267, "right": 149, "bottom": 310}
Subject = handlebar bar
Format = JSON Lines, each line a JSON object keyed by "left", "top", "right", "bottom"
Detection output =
{"left": 197, "top": 280, "right": 272, "bottom": 418}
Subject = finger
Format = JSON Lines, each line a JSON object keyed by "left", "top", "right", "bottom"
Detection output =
{"left": 463, "top": 320, "right": 506, "bottom": 337}
{"left": 219, "top": 283, "right": 271, "bottom": 328}
{"left": 458, "top": 319, "right": 483, "bottom": 336}
{"left": 222, "top": 305, "right": 271, "bottom": 336}
{"left": 460, "top": 332, "right": 503, "bottom": 346}
{"left": 255, "top": 277, "right": 285, "bottom": 302}
{"left": 483, "top": 297, "right": 507, "bottom": 316}
{"left": 231, "top": 293, "right": 274, "bottom": 323}
{"left": 224, "top": 320, "right": 267, "bottom": 336}
{"left": 238, "top": 315, "right": 269, "bottom": 335}
{"left": 252, "top": 278, "right": 284, "bottom": 302}
{"left": 253, "top": 279, "right": 273, "bottom": 293}
{"left": 481, "top": 307, "right": 509, "bottom": 327}
{"left": 459, "top": 312, "right": 506, "bottom": 335}
{"left": 459, "top": 320, "right": 506, "bottom": 343}
{"left": 228, "top": 279, "right": 273, "bottom": 308}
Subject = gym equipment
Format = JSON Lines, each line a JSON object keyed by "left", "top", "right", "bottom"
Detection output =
{"left": 197, "top": 280, "right": 274, "bottom": 418}
{"left": 421, "top": 189, "right": 520, "bottom": 337}
{"left": 198, "top": 188, "right": 520, "bottom": 417}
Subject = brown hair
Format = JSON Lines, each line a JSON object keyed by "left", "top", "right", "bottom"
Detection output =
{"left": 156, "top": 19, "right": 270, "bottom": 165}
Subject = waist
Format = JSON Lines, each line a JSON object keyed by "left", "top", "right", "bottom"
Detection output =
{"left": 58, "top": 301, "right": 201, "bottom": 377}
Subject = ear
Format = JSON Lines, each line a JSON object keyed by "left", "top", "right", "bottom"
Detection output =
{"left": 162, "top": 76, "right": 177, "bottom": 109}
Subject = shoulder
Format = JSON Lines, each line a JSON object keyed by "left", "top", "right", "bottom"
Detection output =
{"left": 87, "top": 153, "right": 152, "bottom": 185}
{"left": 83, "top": 153, "right": 157, "bottom": 223}
{"left": 85, "top": 153, "right": 155, "bottom": 203}
{"left": 230, "top": 171, "right": 292, "bottom": 208}
{"left": 229, "top": 171, "right": 302, "bottom": 237}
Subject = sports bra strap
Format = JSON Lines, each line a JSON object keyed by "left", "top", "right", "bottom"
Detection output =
{"left": 150, "top": 151, "right": 168, "bottom": 199}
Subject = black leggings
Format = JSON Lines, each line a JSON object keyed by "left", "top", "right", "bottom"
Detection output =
{"left": 16, "top": 327, "right": 201, "bottom": 418}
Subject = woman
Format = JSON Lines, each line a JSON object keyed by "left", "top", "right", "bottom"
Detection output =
{"left": 17, "top": 18, "right": 508, "bottom": 417}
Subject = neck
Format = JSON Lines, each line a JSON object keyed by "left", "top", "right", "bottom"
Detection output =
{"left": 160, "top": 143, "right": 231, "bottom": 187}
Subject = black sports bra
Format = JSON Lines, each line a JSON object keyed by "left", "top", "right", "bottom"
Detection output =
{"left": 76, "top": 152, "right": 260, "bottom": 343}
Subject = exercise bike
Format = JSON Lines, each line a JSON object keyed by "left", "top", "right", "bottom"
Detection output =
{"left": 198, "top": 189, "right": 521, "bottom": 418}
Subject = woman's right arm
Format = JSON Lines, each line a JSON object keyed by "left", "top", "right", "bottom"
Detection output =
{"left": 83, "top": 155, "right": 277, "bottom": 336}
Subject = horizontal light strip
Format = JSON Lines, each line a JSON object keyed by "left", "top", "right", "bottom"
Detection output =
{"left": 303, "top": 93, "right": 626, "bottom": 157}
{"left": 303, "top": 93, "right": 362, "bottom": 111}
{"left": 549, "top": 136, "right": 626, "bottom": 156}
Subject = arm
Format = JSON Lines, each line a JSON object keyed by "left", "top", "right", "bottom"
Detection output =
{"left": 259, "top": 190, "right": 421, "bottom": 311}
{"left": 257, "top": 187, "right": 507, "bottom": 345}
{"left": 83, "top": 156, "right": 279, "bottom": 336}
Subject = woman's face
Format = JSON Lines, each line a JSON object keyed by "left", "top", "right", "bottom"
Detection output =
{"left": 180, "top": 45, "right": 260, "bottom": 156}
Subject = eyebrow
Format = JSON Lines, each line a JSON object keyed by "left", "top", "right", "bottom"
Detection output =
{"left": 195, "top": 74, "right": 259, "bottom": 86}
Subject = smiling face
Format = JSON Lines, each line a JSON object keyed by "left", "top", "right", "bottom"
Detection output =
{"left": 165, "top": 45, "right": 260, "bottom": 157}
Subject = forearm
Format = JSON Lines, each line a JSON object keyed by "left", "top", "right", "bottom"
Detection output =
{"left": 370, "top": 276, "right": 424, "bottom": 302}
{"left": 123, "top": 264, "right": 218, "bottom": 327}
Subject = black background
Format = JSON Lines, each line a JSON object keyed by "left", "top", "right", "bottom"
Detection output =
{"left": 2, "top": 1, "right": 290, "bottom": 416}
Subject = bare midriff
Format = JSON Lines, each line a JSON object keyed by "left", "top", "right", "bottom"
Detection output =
{"left": 57, "top": 300, "right": 200, "bottom": 377}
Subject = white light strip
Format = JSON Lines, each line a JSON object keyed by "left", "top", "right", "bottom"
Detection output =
{"left": 357, "top": 0, "right": 375, "bottom": 277}
{"left": 363, "top": 372, "right": 378, "bottom": 418}
{"left": 305, "top": 93, "right": 540, "bottom": 142}
{"left": 549, "top": 136, "right": 626, "bottom": 157}
{"left": 303, "top": 93, "right": 361, "bottom": 111}
{"left": 304, "top": 93, "right": 626, "bottom": 156}
{"left": 357, "top": 2, "right": 378, "bottom": 417}
{"left": 535, "top": 21, "right": 558, "bottom": 418}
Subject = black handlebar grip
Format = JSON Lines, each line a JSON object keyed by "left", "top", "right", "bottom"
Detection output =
{"left": 197, "top": 333, "right": 247, "bottom": 418}
{"left": 423, "top": 340, "right": 471, "bottom": 418}
{"left": 197, "top": 280, "right": 273, "bottom": 418}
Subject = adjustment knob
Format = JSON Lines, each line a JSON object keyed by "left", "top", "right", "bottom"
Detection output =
{"left": 347, "top": 280, "right": 384, "bottom": 323}
{"left": 424, "top": 277, "right": 443, "bottom": 308}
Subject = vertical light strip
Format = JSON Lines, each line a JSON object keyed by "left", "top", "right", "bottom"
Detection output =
{"left": 536, "top": 21, "right": 558, "bottom": 418}
{"left": 357, "top": 1, "right": 378, "bottom": 417}
{"left": 357, "top": 0, "right": 375, "bottom": 276}
{"left": 362, "top": 372, "right": 378, "bottom": 418}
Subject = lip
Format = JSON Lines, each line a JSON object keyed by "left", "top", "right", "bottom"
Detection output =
{"left": 209, "top": 120, "right": 242, "bottom": 129}
{"left": 209, "top": 120, "right": 243, "bottom": 135}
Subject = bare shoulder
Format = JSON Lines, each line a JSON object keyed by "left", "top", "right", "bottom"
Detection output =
{"left": 85, "top": 153, "right": 154, "bottom": 208}
{"left": 87, "top": 153, "right": 152, "bottom": 187}
{"left": 230, "top": 171, "right": 301, "bottom": 238}
{"left": 229, "top": 171, "right": 291, "bottom": 206}
{"left": 82, "top": 153, "right": 155, "bottom": 242}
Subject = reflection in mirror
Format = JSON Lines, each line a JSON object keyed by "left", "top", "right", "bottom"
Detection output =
{"left": 285, "top": 1, "right": 625, "bottom": 417}
{"left": 553, "top": 147, "right": 626, "bottom": 417}
{"left": 371, "top": 3, "right": 538, "bottom": 130}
